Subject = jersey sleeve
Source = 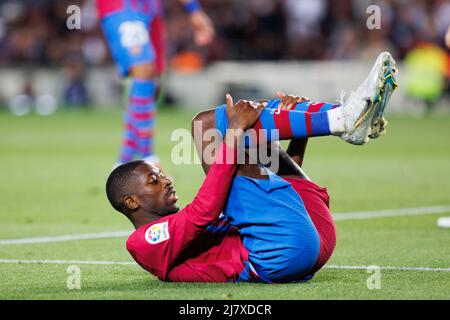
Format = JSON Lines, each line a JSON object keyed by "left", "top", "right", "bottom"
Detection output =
{"left": 180, "top": 142, "right": 237, "bottom": 228}
{"left": 127, "top": 142, "right": 237, "bottom": 280}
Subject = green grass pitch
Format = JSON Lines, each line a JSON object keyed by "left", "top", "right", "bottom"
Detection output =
{"left": 0, "top": 106, "right": 450, "bottom": 299}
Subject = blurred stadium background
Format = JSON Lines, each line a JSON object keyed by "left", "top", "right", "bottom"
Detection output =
{"left": 0, "top": 0, "right": 449, "bottom": 112}
{"left": 0, "top": 0, "right": 450, "bottom": 299}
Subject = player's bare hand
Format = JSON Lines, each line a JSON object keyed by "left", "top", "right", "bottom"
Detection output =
{"left": 275, "top": 91, "right": 309, "bottom": 111}
{"left": 225, "top": 94, "right": 264, "bottom": 131}
{"left": 189, "top": 11, "right": 215, "bottom": 46}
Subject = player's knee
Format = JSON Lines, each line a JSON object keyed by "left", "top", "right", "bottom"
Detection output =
{"left": 130, "top": 62, "right": 157, "bottom": 80}
{"left": 191, "top": 110, "right": 215, "bottom": 138}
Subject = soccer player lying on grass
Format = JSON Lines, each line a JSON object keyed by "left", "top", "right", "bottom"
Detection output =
{"left": 106, "top": 52, "right": 397, "bottom": 283}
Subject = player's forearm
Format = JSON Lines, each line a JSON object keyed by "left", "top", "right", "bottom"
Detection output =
{"left": 185, "top": 141, "right": 238, "bottom": 227}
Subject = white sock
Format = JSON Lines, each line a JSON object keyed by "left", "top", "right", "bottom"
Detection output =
{"left": 327, "top": 107, "right": 345, "bottom": 135}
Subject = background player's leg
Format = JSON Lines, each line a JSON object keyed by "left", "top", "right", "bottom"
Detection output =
{"left": 129, "top": 64, "right": 158, "bottom": 163}
{"left": 118, "top": 110, "right": 138, "bottom": 163}
{"left": 100, "top": 10, "right": 160, "bottom": 165}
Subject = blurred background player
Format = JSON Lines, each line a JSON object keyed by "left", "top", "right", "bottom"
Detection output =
{"left": 447, "top": 25, "right": 450, "bottom": 49}
{"left": 97, "top": 0, "right": 214, "bottom": 167}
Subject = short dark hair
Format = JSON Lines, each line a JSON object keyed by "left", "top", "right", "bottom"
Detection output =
{"left": 106, "top": 160, "right": 144, "bottom": 215}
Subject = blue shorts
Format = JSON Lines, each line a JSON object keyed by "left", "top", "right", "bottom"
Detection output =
{"left": 228, "top": 170, "right": 320, "bottom": 283}
{"left": 101, "top": 10, "right": 156, "bottom": 77}
{"left": 214, "top": 106, "right": 320, "bottom": 283}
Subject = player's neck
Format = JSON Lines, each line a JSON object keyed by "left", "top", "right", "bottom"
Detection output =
{"left": 129, "top": 211, "right": 161, "bottom": 229}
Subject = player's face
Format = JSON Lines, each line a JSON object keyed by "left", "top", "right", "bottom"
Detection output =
{"left": 132, "top": 163, "right": 179, "bottom": 216}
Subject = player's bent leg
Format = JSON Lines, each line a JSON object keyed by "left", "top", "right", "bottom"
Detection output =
{"left": 192, "top": 105, "right": 327, "bottom": 282}
{"left": 213, "top": 102, "right": 336, "bottom": 148}
{"left": 213, "top": 52, "right": 398, "bottom": 148}
{"left": 192, "top": 109, "right": 217, "bottom": 174}
{"left": 284, "top": 176, "right": 336, "bottom": 274}
{"left": 193, "top": 100, "right": 339, "bottom": 175}
{"left": 260, "top": 142, "right": 336, "bottom": 277}
{"left": 192, "top": 109, "right": 269, "bottom": 179}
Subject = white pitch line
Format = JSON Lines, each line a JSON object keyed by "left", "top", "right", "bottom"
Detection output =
{"left": 1, "top": 205, "right": 449, "bottom": 245}
{"left": 324, "top": 265, "right": 450, "bottom": 272}
{"left": 332, "top": 205, "right": 450, "bottom": 221}
{"left": 0, "top": 259, "right": 448, "bottom": 272}
{"left": 0, "top": 231, "right": 132, "bottom": 245}
{"left": 0, "top": 259, "right": 136, "bottom": 265}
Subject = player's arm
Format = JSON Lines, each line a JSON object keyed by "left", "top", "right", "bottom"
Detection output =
{"left": 179, "top": 0, "right": 215, "bottom": 46}
{"left": 182, "top": 94, "right": 264, "bottom": 226}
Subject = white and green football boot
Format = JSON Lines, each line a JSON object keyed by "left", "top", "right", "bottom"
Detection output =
{"left": 340, "top": 52, "right": 398, "bottom": 145}
{"left": 368, "top": 54, "right": 398, "bottom": 139}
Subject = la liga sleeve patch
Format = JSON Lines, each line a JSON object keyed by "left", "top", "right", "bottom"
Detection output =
{"left": 145, "top": 221, "right": 170, "bottom": 245}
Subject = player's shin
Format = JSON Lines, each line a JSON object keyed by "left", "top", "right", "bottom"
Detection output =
{"left": 266, "top": 98, "right": 341, "bottom": 113}
{"left": 215, "top": 101, "right": 345, "bottom": 147}
{"left": 118, "top": 111, "right": 137, "bottom": 163}
{"left": 128, "top": 79, "right": 157, "bottom": 161}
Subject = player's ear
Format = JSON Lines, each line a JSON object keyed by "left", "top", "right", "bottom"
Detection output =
{"left": 124, "top": 195, "right": 139, "bottom": 211}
